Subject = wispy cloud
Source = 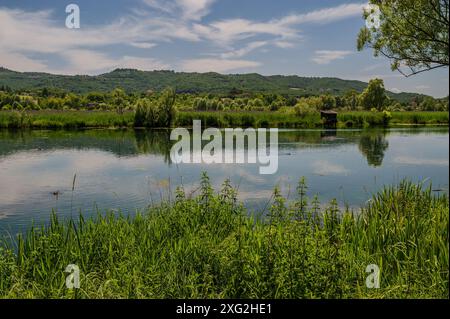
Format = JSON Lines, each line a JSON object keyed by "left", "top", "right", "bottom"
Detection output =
{"left": 130, "top": 42, "right": 158, "bottom": 49}
{"left": 220, "top": 41, "right": 268, "bottom": 59}
{"left": 0, "top": 2, "right": 366, "bottom": 74}
{"left": 143, "top": 0, "right": 216, "bottom": 21}
{"left": 312, "top": 50, "right": 353, "bottom": 65}
{"left": 56, "top": 51, "right": 170, "bottom": 75}
{"left": 276, "top": 3, "right": 365, "bottom": 25}
{"left": 274, "top": 41, "right": 296, "bottom": 49}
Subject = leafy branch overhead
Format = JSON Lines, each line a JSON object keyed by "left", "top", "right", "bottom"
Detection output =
{"left": 358, "top": 0, "right": 449, "bottom": 77}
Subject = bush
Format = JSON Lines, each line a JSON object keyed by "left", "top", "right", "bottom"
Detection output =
{"left": 134, "top": 88, "right": 177, "bottom": 128}
{"left": 134, "top": 98, "right": 159, "bottom": 127}
{"left": 295, "top": 100, "right": 319, "bottom": 118}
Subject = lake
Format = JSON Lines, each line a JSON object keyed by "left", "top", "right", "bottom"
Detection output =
{"left": 0, "top": 127, "right": 448, "bottom": 235}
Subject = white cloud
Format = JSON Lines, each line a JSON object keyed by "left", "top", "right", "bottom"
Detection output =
{"left": 277, "top": 3, "right": 366, "bottom": 25}
{"left": 181, "top": 58, "right": 261, "bottom": 73}
{"left": 143, "top": 0, "right": 215, "bottom": 21}
{"left": 312, "top": 50, "right": 353, "bottom": 64}
{"left": 130, "top": 42, "right": 157, "bottom": 49}
{"left": 274, "top": 41, "right": 296, "bottom": 49}
{"left": 0, "top": 2, "right": 366, "bottom": 74}
{"left": 190, "top": 3, "right": 365, "bottom": 52}
{"left": 55, "top": 51, "right": 170, "bottom": 75}
{"left": 142, "top": 0, "right": 177, "bottom": 14}
{"left": 0, "top": 8, "right": 175, "bottom": 74}
{"left": 220, "top": 41, "right": 268, "bottom": 59}
{"left": 197, "top": 3, "right": 365, "bottom": 44}
{"left": 192, "top": 18, "right": 299, "bottom": 46}
{"left": 0, "top": 51, "right": 50, "bottom": 73}
{"left": 177, "top": 0, "right": 216, "bottom": 21}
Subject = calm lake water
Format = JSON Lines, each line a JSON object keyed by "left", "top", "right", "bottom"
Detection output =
{"left": 0, "top": 127, "right": 448, "bottom": 235}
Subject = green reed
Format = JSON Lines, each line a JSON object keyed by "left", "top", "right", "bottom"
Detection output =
{"left": 1, "top": 110, "right": 446, "bottom": 129}
{"left": 0, "top": 175, "right": 448, "bottom": 298}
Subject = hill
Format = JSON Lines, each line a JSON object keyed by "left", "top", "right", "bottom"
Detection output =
{"left": 0, "top": 67, "right": 427, "bottom": 102}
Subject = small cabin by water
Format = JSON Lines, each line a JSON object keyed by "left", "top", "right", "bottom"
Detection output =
{"left": 320, "top": 110, "right": 338, "bottom": 127}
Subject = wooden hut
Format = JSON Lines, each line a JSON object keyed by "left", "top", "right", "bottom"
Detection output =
{"left": 320, "top": 110, "right": 338, "bottom": 127}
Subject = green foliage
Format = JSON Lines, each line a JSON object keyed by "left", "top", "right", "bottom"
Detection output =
{"left": 321, "top": 94, "right": 336, "bottom": 110}
{"left": 294, "top": 100, "right": 319, "bottom": 118}
{"left": 0, "top": 67, "right": 434, "bottom": 104}
{"left": 134, "top": 98, "right": 159, "bottom": 127}
{"left": 359, "top": 79, "right": 387, "bottom": 111}
{"left": 158, "top": 87, "right": 177, "bottom": 127}
{"left": 133, "top": 87, "right": 177, "bottom": 128}
{"left": 337, "top": 111, "right": 448, "bottom": 128}
{"left": 0, "top": 111, "right": 134, "bottom": 129}
{"left": 0, "top": 177, "right": 447, "bottom": 298}
{"left": 0, "top": 110, "right": 447, "bottom": 129}
{"left": 357, "top": 0, "right": 449, "bottom": 76}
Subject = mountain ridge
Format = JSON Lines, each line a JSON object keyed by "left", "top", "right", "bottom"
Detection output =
{"left": 0, "top": 67, "right": 429, "bottom": 103}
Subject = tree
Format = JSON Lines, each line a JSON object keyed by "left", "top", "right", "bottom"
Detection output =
{"left": 294, "top": 100, "right": 319, "bottom": 118}
{"left": 359, "top": 79, "right": 387, "bottom": 111}
{"left": 158, "top": 87, "right": 177, "bottom": 127}
{"left": 420, "top": 96, "right": 438, "bottom": 111}
{"left": 320, "top": 95, "right": 336, "bottom": 110}
{"left": 111, "top": 88, "right": 128, "bottom": 114}
{"left": 344, "top": 90, "right": 360, "bottom": 110}
{"left": 134, "top": 98, "right": 159, "bottom": 127}
{"left": 357, "top": 0, "right": 449, "bottom": 77}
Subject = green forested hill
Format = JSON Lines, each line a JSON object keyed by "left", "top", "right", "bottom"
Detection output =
{"left": 0, "top": 67, "right": 426, "bottom": 102}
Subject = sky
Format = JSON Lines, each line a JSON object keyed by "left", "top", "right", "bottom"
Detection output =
{"left": 0, "top": 0, "right": 448, "bottom": 97}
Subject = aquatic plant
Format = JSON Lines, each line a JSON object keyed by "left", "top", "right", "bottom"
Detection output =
{"left": 0, "top": 177, "right": 447, "bottom": 299}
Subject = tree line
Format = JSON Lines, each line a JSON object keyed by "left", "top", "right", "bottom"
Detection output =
{"left": 0, "top": 79, "right": 448, "bottom": 116}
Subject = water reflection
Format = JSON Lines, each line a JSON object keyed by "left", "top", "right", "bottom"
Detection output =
{"left": 0, "top": 127, "right": 448, "bottom": 235}
{"left": 358, "top": 132, "right": 389, "bottom": 167}
{"left": 0, "top": 128, "right": 393, "bottom": 165}
{"left": 134, "top": 130, "right": 173, "bottom": 163}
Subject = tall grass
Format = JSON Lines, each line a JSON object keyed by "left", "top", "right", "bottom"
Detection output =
{"left": 0, "top": 111, "right": 134, "bottom": 129}
{"left": 0, "top": 175, "right": 448, "bottom": 299}
{"left": 0, "top": 110, "right": 448, "bottom": 129}
{"left": 339, "top": 111, "right": 449, "bottom": 128}
{"left": 176, "top": 111, "right": 322, "bottom": 128}
{"left": 389, "top": 111, "right": 449, "bottom": 125}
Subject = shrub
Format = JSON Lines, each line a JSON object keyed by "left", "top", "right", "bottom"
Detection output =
{"left": 295, "top": 100, "right": 319, "bottom": 118}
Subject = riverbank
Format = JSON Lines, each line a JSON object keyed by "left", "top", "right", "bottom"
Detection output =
{"left": 0, "top": 177, "right": 448, "bottom": 299}
{"left": 0, "top": 110, "right": 448, "bottom": 129}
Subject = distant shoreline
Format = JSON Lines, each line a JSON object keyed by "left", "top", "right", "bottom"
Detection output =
{"left": 0, "top": 110, "right": 448, "bottom": 130}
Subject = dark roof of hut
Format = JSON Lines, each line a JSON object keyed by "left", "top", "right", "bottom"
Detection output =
{"left": 320, "top": 110, "right": 338, "bottom": 115}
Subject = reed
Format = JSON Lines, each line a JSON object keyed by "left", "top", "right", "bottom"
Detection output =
{"left": 0, "top": 175, "right": 447, "bottom": 299}
{"left": 0, "top": 110, "right": 448, "bottom": 129}
{"left": 0, "top": 111, "right": 134, "bottom": 129}
{"left": 338, "top": 111, "right": 449, "bottom": 128}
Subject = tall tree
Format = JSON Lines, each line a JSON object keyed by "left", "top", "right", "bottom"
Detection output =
{"left": 159, "top": 87, "right": 177, "bottom": 127}
{"left": 357, "top": 0, "right": 449, "bottom": 76}
{"left": 359, "top": 79, "right": 387, "bottom": 111}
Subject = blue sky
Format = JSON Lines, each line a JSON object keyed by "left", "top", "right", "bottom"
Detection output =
{"left": 0, "top": 0, "right": 448, "bottom": 97}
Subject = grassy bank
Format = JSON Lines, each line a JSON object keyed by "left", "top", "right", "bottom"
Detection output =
{"left": 0, "top": 110, "right": 448, "bottom": 129}
{"left": 0, "top": 111, "right": 134, "bottom": 129}
{"left": 0, "top": 176, "right": 448, "bottom": 299}
{"left": 338, "top": 111, "right": 449, "bottom": 127}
